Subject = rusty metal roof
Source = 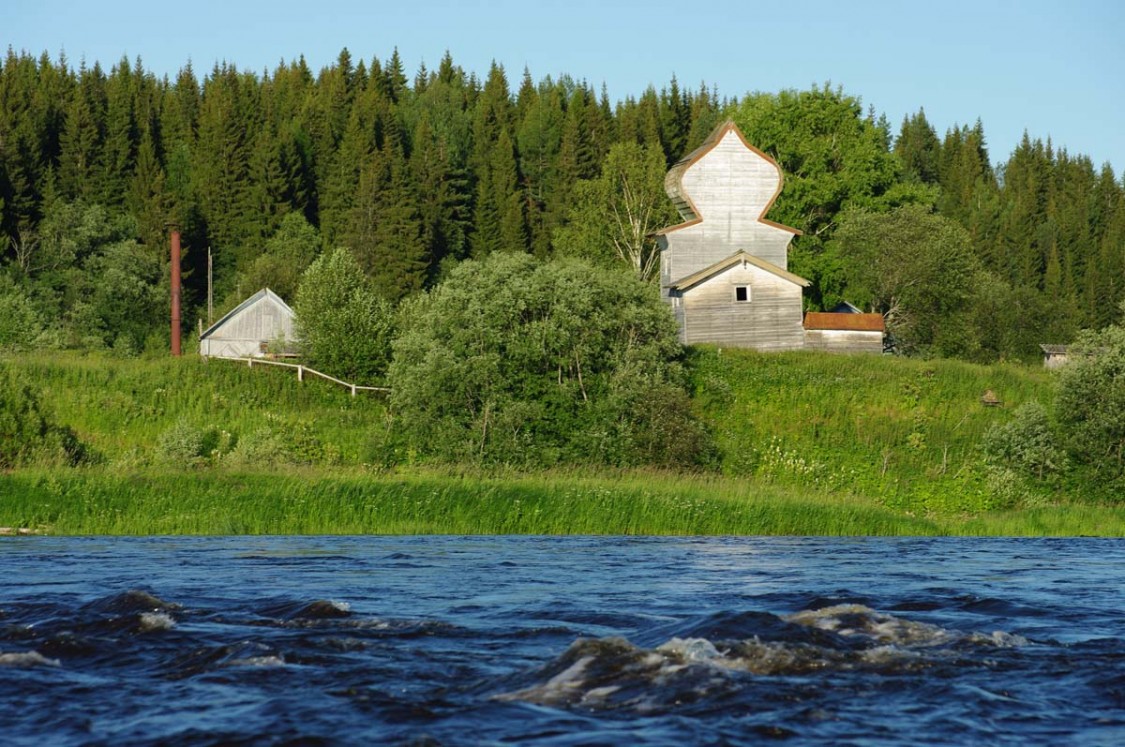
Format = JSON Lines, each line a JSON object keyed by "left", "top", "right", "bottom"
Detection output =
{"left": 803, "top": 312, "right": 885, "bottom": 332}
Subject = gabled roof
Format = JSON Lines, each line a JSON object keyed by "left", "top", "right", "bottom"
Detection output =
{"left": 831, "top": 300, "right": 863, "bottom": 314}
{"left": 200, "top": 288, "right": 294, "bottom": 340}
{"left": 804, "top": 312, "right": 885, "bottom": 332}
{"left": 669, "top": 251, "right": 811, "bottom": 292}
{"left": 1039, "top": 344, "right": 1069, "bottom": 355}
{"left": 656, "top": 119, "right": 802, "bottom": 237}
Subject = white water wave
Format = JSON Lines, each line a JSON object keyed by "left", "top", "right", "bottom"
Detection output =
{"left": 0, "top": 650, "right": 60, "bottom": 668}
{"left": 498, "top": 605, "right": 1029, "bottom": 708}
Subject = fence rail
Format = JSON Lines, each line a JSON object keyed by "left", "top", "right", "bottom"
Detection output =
{"left": 212, "top": 356, "right": 390, "bottom": 396}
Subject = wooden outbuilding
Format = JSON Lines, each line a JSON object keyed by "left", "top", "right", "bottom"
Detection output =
{"left": 656, "top": 120, "right": 808, "bottom": 350}
{"left": 803, "top": 312, "right": 885, "bottom": 354}
{"left": 199, "top": 288, "right": 296, "bottom": 359}
{"left": 1039, "top": 344, "right": 1069, "bottom": 369}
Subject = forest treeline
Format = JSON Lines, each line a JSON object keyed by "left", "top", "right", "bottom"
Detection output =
{"left": 1, "top": 47, "right": 1123, "bottom": 360}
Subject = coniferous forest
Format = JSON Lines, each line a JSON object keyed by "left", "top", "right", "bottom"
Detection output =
{"left": 1, "top": 47, "right": 1123, "bottom": 362}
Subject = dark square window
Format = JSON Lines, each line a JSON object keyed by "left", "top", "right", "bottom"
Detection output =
{"left": 735, "top": 286, "right": 749, "bottom": 302}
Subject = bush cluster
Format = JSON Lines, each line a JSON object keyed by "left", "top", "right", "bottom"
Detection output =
{"left": 0, "top": 363, "right": 90, "bottom": 468}
{"left": 386, "top": 253, "right": 713, "bottom": 469}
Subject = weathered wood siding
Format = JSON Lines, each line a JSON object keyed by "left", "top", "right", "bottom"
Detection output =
{"left": 1043, "top": 352, "right": 1069, "bottom": 369}
{"left": 678, "top": 263, "right": 805, "bottom": 350}
{"left": 661, "top": 129, "right": 795, "bottom": 283}
{"left": 804, "top": 329, "right": 883, "bottom": 354}
{"left": 199, "top": 290, "right": 295, "bottom": 359}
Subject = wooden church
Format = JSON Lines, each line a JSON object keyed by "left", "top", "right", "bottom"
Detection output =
{"left": 657, "top": 120, "right": 883, "bottom": 353}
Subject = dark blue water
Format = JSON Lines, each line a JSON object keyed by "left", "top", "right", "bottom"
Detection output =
{"left": 1, "top": 536, "right": 1122, "bottom": 745}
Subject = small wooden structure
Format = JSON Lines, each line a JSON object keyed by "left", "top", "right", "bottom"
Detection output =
{"left": 1039, "top": 344, "right": 1069, "bottom": 369}
{"left": 199, "top": 288, "right": 295, "bottom": 359}
{"left": 981, "top": 389, "right": 1002, "bottom": 407}
{"left": 657, "top": 120, "right": 807, "bottom": 351}
{"left": 803, "top": 312, "right": 885, "bottom": 354}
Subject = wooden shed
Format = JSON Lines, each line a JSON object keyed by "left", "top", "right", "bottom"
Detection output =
{"left": 1039, "top": 344, "right": 1069, "bottom": 369}
{"left": 199, "top": 288, "right": 295, "bottom": 359}
{"left": 656, "top": 120, "right": 806, "bottom": 349}
{"left": 804, "top": 312, "right": 885, "bottom": 354}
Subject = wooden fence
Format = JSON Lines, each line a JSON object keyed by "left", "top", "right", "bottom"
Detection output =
{"left": 215, "top": 356, "right": 390, "bottom": 396}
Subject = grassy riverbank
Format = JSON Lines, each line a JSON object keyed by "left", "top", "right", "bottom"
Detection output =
{"left": 3, "top": 470, "right": 1122, "bottom": 536}
{"left": 3, "top": 350, "right": 1118, "bottom": 536}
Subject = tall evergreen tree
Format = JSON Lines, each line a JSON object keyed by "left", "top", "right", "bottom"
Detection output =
{"left": 57, "top": 61, "right": 107, "bottom": 202}
{"left": 895, "top": 109, "right": 941, "bottom": 184}
{"left": 98, "top": 57, "right": 138, "bottom": 207}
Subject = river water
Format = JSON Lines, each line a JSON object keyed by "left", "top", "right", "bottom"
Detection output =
{"left": 0, "top": 536, "right": 1122, "bottom": 745}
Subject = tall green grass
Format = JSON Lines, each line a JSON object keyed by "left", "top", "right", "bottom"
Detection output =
{"left": 2, "top": 350, "right": 1109, "bottom": 537}
{"left": 3, "top": 469, "right": 1120, "bottom": 536}
{"left": 8, "top": 352, "right": 389, "bottom": 464}
{"left": 690, "top": 346, "right": 1056, "bottom": 513}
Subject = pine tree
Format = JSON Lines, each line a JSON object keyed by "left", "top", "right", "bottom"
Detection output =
{"left": 412, "top": 113, "right": 465, "bottom": 275}
{"left": 660, "top": 75, "right": 690, "bottom": 161}
{"left": 494, "top": 129, "right": 527, "bottom": 253}
{"left": 192, "top": 64, "right": 258, "bottom": 281}
{"left": 57, "top": 61, "right": 107, "bottom": 202}
{"left": 385, "top": 48, "right": 408, "bottom": 105}
{"left": 684, "top": 81, "right": 720, "bottom": 152}
{"left": 516, "top": 74, "right": 564, "bottom": 256}
{"left": 0, "top": 51, "right": 52, "bottom": 234}
{"left": 98, "top": 56, "right": 138, "bottom": 207}
{"left": 345, "top": 144, "right": 427, "bottom": 300}
{"left": 127, "top": 118, "right": 170, "bottom": 252}
{"left": 895, "top": 109, "right": 941, "bottom": 184}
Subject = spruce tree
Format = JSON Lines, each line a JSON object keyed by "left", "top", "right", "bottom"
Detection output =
{"left": 57, "top": 61, "right": 107, "bottom": 202}
{"left": 98, "top": 57, "right": 138, "bottom": 207}
{"left": 895, "top": 109, "right": 941, "bottom": 184}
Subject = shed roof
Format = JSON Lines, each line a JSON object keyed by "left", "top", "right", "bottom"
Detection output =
{"left": 803, "top": 312, "right": 885, "bottom": 332}
{"left": 200, "top": 288, "right": 294, "bottom": 340}
{"left": 669, "top": 251, "right": 811, "bottom": 292}
{"left": 1039, "top": 344, "right": 1069, "bottom": 355}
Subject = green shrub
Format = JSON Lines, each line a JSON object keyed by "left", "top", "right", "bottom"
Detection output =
{"left": 225, "top": 419, "right": 333, "bottom": 468}
{"left": 0, "top": 363, "right": 89, "bottom": 468}
{"left": 154, "top": 419, "right": 214, "bottom": 468}
{"left": 0, "top": 281, "right": 44, "bottom": 352}
{"left": 1056, "top": 325, "right": 1125, "bottom": 480}
{"left": 983, "top": 401, "right": 1067, "bottom": 482}
{"left": 388, "top": 253, "right": 713, "bottom": 469}
{"left": 294, "top": 247, "right": 395, "bottom": 382}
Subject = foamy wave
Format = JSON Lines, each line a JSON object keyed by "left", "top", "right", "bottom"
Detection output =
{"left": 498, "top": 606, "right": 1028, "bottom": 709}
{"left": 225, "top": 655, "right": 286, "bottom": 668}
{"left": 0, "top": 651, "right": 60, "bottom": 668}
{"left": 139, "top": 612, "right": 176, "bottom": 632}
{"left": 785, "top": 604, "right": 956, "bottom": 646}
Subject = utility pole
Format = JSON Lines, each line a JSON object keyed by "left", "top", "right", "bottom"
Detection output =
{"left": 168, "top": 224, "right": 182, "bottom": 357}
{"left": 207, "top": 247, "right": 214, "bottom": 326}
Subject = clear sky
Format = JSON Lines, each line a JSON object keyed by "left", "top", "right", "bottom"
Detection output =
{"left": 6, "top": 0, "right": 1124, "bottom": 174}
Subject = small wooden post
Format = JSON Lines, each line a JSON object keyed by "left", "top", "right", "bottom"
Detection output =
{"left": 297, "top": 365, "right": 304, "bottom": 382}
{"left": 351, "top": 384, "right": 357, "bottom": 397}
{"left": 248, "top": 358, "right": 253, "bottom": 368}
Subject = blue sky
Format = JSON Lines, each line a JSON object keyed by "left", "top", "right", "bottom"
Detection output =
{"left": 6, "top": 0, "right": 1124, "bottom": 173}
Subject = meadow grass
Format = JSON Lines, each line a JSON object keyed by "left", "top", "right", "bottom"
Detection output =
{"left": 2, "top": 350, "right": 1114, "bottom": 537}
{"left": 689, "top": 346, "right": 1058, "bottom": 513}
{"left": 2, "top": 469, "right": 1121, "bottom": 537}
{"left": 8, "top": 351, "right": 389, "bottom": 464}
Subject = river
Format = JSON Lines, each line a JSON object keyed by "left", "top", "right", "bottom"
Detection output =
{"left": 1, "top": 536, "right": 1122, "bottom": 745}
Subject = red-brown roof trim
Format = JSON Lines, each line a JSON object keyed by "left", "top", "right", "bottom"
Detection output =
{"left": 803, "top": 312, "right": 885, "bottom": 332}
